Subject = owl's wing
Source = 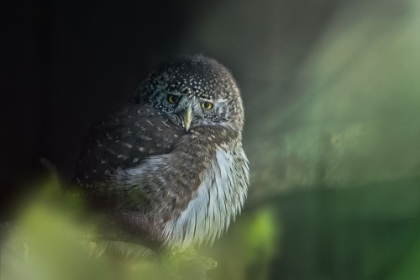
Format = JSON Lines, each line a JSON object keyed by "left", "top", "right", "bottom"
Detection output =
{"left": 72, "top": 102, "right": 185, "bottom": 203}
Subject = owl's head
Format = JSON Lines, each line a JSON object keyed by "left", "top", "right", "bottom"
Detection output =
{"left": 134, "top": 55, "right": 244, "bottom": 134}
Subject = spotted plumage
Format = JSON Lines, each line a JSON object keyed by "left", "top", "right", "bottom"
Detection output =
{"left": 72, "top": 55, "right": 249, "bottom": 250}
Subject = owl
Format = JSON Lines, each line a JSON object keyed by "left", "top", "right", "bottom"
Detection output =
{"left": 72, "top": 55, "right": 249, "bottom": 251}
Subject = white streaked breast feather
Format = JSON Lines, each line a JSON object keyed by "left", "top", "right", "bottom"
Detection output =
{"left": 162, "top": 146, "right": 249, "bottom": 249}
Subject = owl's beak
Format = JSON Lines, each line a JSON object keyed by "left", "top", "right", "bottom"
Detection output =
{"left": 182, "top": 106, "right": 193, "bottom": 132}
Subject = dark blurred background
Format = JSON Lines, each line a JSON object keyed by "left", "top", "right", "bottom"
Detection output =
{"left": 2, "top": 0, "right": 420, "bottom": 279}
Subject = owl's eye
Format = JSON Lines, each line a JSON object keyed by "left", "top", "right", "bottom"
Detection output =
{"left": 168, "top": 94, "right": 180, "bottom": 104}
{"left": 201, "top": 102, "right": 213, "bottom": 110}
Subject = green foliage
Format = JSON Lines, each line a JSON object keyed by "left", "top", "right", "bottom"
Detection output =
{"left": 1, "top": 180, "right": 167, "bottom": 280}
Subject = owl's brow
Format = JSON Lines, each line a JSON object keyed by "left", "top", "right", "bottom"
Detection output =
{"left": 202, "top": 98, "right": 228, "bottom": 103}
{"left": 165, "top": 91, "right": 183, "bottom": 96}
{"left": 199, "top": 98, "right": 214, "bottom": 102}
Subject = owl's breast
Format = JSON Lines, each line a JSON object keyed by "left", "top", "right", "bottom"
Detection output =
{"left": 161, "top": 144, "right": 249, "bottom": 249}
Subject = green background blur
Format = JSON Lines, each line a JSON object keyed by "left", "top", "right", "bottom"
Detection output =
{"left": 2, "top": 0, "right": 420, "bottom": 279}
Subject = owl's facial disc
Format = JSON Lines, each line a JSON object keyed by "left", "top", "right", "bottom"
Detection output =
{"left": 136, "top": 55, "right": 244, "bottom": 133}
